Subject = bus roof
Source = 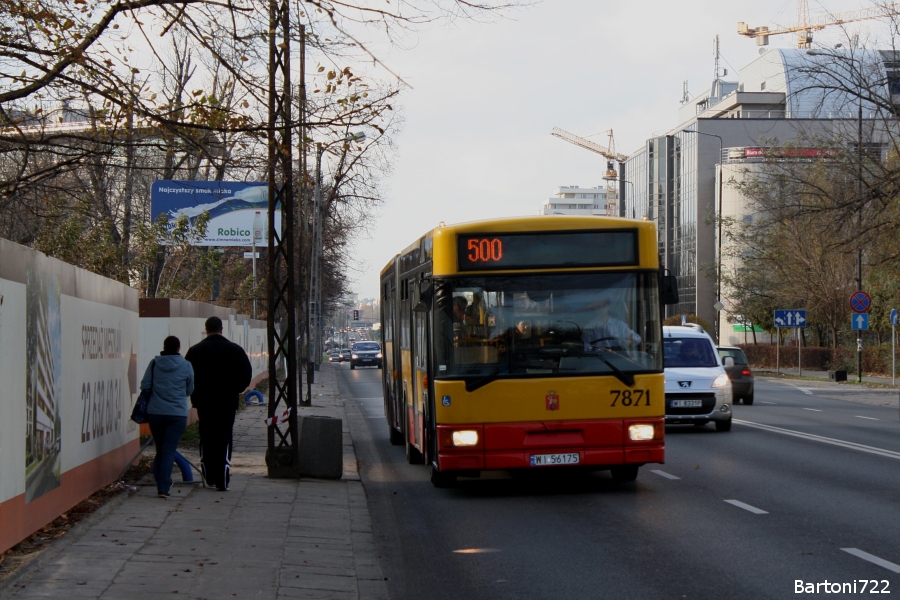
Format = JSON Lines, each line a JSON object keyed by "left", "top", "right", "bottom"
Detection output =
{"left": 380, "top": 215, "right": 660, "bottom": 278}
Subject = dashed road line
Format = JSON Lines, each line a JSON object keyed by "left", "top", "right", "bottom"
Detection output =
{"left": 841, "top": 548, "right": 900, "bottom": 573}
{"left": 650, "top": 469, "right": 680, "bottom": 480}
{"left": 855, "top": 415, "right": 879, "bottom": 420}
{"left": 803, "top": 408, "right": 822, "bottom": 412}
{"left": 735, "top": 419, "right": 900, "bottom": 460}
{"left": 724, "top": 499, "right": 768, "bottom": 514}
{"left": 761, "top": 401, "right": 777, "bottom": 405}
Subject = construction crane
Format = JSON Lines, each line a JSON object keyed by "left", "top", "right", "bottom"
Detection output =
{"left": 738, "top": 1, "right": 900, "bottom": 48}
{"left": 550, "top": 127, "right": 626, "bottom": 216}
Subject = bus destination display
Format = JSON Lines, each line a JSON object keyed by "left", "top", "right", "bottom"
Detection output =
{"left": 457, "top": 229, "right": 638, "bottom": 271}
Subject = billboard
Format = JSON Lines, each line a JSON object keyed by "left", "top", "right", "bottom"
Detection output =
{"left": 1, "top": 239, "right": 140, "bottom": 553}
{"left": 150, "top": 180, "right": 281, "bottom": 247}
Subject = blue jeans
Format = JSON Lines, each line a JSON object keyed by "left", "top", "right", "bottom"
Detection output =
{"left": 148, "top": 414, "right": 187, "bottom": 494}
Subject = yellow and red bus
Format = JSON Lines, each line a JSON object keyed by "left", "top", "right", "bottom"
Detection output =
{"left": 379, "top": 216, "right": 677, "bottom": 487}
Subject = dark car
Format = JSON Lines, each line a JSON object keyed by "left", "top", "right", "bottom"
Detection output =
{"left": 339, "top": 348, "right": 352, "bottom": 363}
{"left": 350, "top": 342, "right": 382, "bottom": 370}
{"left": 717, "top": 346, "right": 754, "bottom": 405}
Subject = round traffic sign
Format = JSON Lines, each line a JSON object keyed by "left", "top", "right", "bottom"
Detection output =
{"left": 850, "top": 291, "right": 871, "bottom": 314}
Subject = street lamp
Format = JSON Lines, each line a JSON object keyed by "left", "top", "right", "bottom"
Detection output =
{"left": 683, "top": 127, "right": 724, "bottom": 344}
{"left": 310, "top": 131, "right": 366, "bottom": 376}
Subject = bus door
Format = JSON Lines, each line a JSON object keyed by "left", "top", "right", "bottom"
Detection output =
{"left": 411, "top": 276, "right": 432, "bottom": 461}
{"left": 381, "top": 275, "right": 401, "bottom": 437}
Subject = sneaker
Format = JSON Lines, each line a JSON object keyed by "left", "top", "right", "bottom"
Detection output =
{"left": 158, "top": 491, "right": 170, "bottom": 499}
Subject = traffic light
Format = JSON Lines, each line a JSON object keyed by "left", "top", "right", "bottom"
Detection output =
{"left": 353, "top": 310, "right": 359, "bottom": 321}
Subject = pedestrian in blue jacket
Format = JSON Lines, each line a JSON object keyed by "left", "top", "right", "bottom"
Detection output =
{"left": 140, "top": 336, "right": 195, "bottom": 498}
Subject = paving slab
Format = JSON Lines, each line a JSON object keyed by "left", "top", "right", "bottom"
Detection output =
{"left": 0, "top": 365, "right": 387, "bottom": 600}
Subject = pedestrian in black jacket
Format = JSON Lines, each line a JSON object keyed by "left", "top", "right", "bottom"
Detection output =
{"left": 185, "top": 316, "right": 253, "bottom": 490}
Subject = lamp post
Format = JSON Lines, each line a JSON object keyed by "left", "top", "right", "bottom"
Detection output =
{"left": 683, "top": 127, "right": 724, "bottom": 344}
{"left": 309, "top": 132, "right": 366, "bottom": 378}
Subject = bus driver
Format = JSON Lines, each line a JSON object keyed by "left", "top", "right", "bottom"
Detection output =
{"left": 582, "top": 298, "right": 641, "bottom": 350}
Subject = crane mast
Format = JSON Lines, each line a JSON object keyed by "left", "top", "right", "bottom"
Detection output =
{"left": 550, "top": 127, "right": 627, "bottom": 216}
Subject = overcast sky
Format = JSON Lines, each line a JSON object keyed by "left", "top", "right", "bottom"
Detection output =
{"left": 346, "top": 0, "right": 882, "bottom": 300}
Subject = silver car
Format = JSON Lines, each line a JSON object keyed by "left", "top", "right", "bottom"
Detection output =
{"left": 663, "top": 326, "right": 733, "bottom": 432}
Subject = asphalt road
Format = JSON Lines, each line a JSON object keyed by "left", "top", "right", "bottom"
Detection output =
{"left": 337, "top": 364, "right": 900, "bottom": 600}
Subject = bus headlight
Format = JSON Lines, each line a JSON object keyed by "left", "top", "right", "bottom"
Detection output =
{"left": 628, "top": 424, "right": 656, "bottom": 441}
{"left": 451, "top": 430, "right": 479, "bottom": 447}
{"left": 711, "top": 374, "right": 730, "bottom": 388}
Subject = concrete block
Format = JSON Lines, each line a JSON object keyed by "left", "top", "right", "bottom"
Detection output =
{"left": 297, "top": 416, "right": 343, "bottom": 479}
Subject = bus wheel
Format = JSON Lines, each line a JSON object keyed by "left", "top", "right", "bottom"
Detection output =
{"left": 406, "top": 436, "right": 424, "bottom": 465}
{"left": 610, "top": 465, "right": 639, "bottom": 482}
{"left": 389, "top": 424, "right": 404, "bottom": 446}
{"left": 431, "top": 466, "right": 456, "bottom": 488}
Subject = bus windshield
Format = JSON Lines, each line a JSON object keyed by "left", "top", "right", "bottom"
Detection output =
{"left": 434, "top": 272, "right": 662, "bottom": 386}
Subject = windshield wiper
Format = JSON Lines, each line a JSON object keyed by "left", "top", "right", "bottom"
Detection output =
{"left": 591, "top": 351, "right": 635, "bottom": 387}
{"left": 465, "top": 369, "right": 507, "bottom": 392}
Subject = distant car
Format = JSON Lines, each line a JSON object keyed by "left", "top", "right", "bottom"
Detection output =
{"left": 328, "top": 350, "right": 342, "bottom": 363}
{"left": 339, "top": 348, "right": 352, "bottom": 362}
{"left": 350, "top": 342, "right": 382, "bottom": 370}
{"left": 663, "top": 325, "right": 733, "bottom": 432}
{"left": 717, "top": 346, "right": 754, "bottom": 405}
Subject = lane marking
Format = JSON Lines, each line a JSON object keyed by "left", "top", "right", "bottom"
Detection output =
{"left": 803, "top": 408, "right": 822, "bottom": 412}
{"left": 650, "top": 469, "right": 680, "bottom": 480}
{"left": 855, "top": 415, "right": 879, "bottom": 421}
{"left": 724, "top": 499, "right": 769, "bottom": 514}
{"left": 841, "top": 548, "right": 900, "bottom": 573}
{"left": 735, "top": 419, "right": 900, "bottom": 460}
{"left": 761, "top": 401, "right": 777, "bottom": 405}
{"left": 453, "top": 548, "right": 501, "bottom": 554}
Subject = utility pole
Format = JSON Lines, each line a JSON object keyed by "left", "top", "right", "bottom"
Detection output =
{"left": 266, "top": 0, "right": 300, "bottom": 477}
{"left": 856, "top": 98, "right": 864, "bottom": 383}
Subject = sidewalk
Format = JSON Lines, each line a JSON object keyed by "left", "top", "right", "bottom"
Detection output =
{"left": 757, "top": 367, "right": 899, "bottom": 386}
{"left": 0, "top": 365, "right": 388, "bottom": 600}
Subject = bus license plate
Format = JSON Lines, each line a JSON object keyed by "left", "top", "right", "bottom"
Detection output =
{"left": 530, "top": 453, "right": 580, "bottom": 467}
{"left": 671, "top": 399, "right": 702, "bottom": 408}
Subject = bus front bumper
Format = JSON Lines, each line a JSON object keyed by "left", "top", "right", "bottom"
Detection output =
{"left": 436, "top": 418, "right": 664, "bottom": 472}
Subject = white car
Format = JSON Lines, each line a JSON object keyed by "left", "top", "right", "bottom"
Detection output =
{"left": 663, "top": 325, "right": 733, "bottom": 432}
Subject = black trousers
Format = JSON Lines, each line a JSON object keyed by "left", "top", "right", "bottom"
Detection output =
{"left": 197, "top": 407, "right": 236, "bottom": 489}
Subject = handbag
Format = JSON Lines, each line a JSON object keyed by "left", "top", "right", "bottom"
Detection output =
{"left": 131, "top": 360, "right": 155, "bottom": 424}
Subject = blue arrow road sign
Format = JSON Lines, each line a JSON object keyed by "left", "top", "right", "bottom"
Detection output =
{"left": 852, "top": 313, "right": 869, "bottom": 330}
{"left": 774, "top": 310, "right": 807, "bottom": 328}
{"left": 892, "top": 309, "right": 898, "bottom": 327}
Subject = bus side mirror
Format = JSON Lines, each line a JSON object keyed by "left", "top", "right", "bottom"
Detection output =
{"left": 661, "top": 275, "right": 679, "bottom": 305}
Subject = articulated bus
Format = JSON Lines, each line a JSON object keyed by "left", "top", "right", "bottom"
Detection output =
{"left": 379, "top": 216, "right": 678, "bottom": 487}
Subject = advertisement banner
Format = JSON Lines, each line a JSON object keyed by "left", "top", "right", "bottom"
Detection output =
{"left": 0, "top": 239, "right": 139, "bottom": 553}
{"left": 150, "top": 180, "right": 281, "bottom": 247}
